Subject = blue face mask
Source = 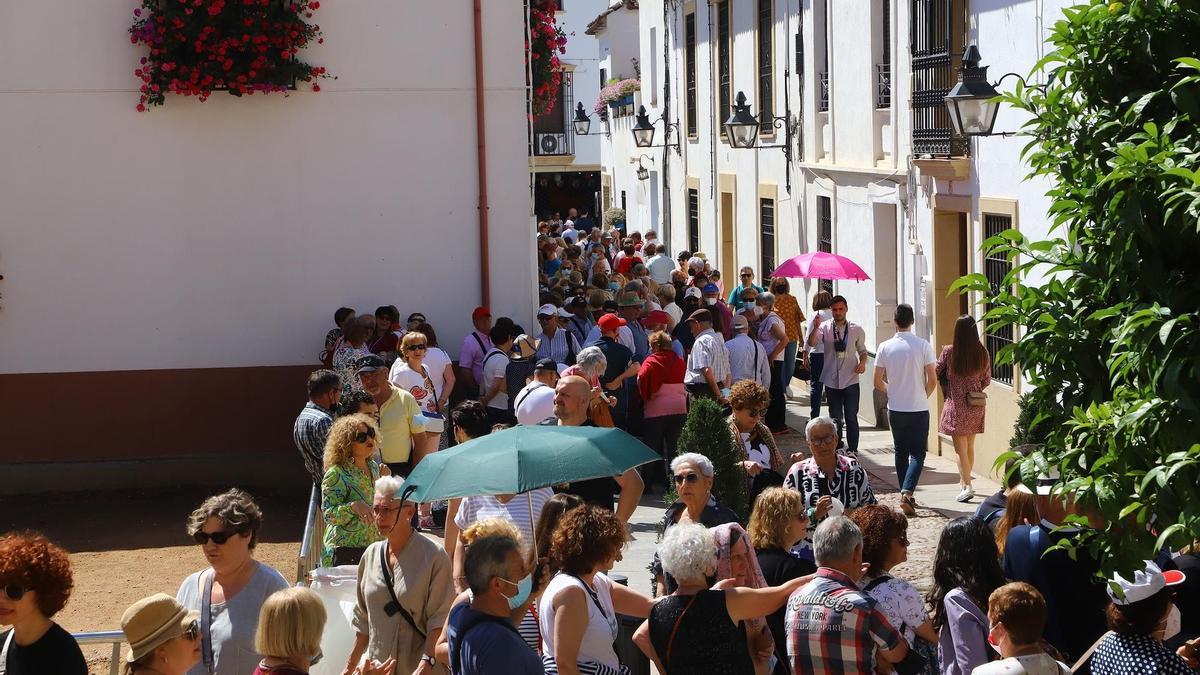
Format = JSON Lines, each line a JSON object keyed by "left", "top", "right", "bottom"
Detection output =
{"left": 609, "top": 282, "right": 620, "bottom": 291}
{"left": 501, "top": 573, "right": 533, "bottom": 610}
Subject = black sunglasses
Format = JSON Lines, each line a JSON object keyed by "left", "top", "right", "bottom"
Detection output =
{"left": 355, "top": 426, "right": 377, "bottom": 443}
{"left": 744, "top": 408, "right": 764, "bottom": 417}
{"left": 193, "top": 530, "right": 240, "bottom": 545}
{"left": 673, "top": 473, "right": 701, "bottom": 485}
{"left": 406, "top": 344, "right": 428, "bottom": 352}
{"left": 3, "top": 583, "right": 26, "bottom": 602}
{"left": 740, "top": 273, "right": 753, "bottom": 278}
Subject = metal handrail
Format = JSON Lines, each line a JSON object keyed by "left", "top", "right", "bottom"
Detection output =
{"left": 74, "top": 630, "right": 125, "bottom": 675}
{"left": 296, "top": 483, "right": 324, "bottom": 585}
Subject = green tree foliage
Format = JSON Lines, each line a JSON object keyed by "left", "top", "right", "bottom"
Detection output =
{"left": 954, "top": 0, "right": 1200, "bottom": 575}
{"left": 671, "top": 397, "right": 749, "bottom": 521}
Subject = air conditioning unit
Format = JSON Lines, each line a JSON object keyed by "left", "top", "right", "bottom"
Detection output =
{"left": 537, "top": 133, "right": 567, "bottom": 155}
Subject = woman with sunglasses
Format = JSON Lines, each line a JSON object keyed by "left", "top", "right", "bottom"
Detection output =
{"left": 320, "top": 414, "right": 386, "bottom": 567}
{"left": 390, "top": 330, "right": 454, "bottom": 529}
{"left": 650, "top": 453, "right": 740, "bottom": 596}
{"left": 850, "top": 505, "right": 939, "bottom": 673}
{"left": 176, "top": 489, "right": 289, "bottom": 675}
{"left": 0, "top": 531, "right": 87, "bottom": 674}
{"left": 747, "top": 487, "right": 817, "bottom": 671}
{"left": 120, "top": 593, "right": 201, "bottom": 675}
{"left": 727, "top": 381, "right": 787, "bottom": 504}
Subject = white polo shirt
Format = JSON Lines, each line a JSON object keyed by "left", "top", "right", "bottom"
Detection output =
{"left": 874, "top": 330, "right": 936, "bottom": 412}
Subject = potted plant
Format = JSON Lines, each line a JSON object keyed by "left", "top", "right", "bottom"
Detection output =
{"left": 593, "top": 77, "right": 641, "bottom": 115}
{"left": 603, "top": 207, "right": 626, "bottom": 231}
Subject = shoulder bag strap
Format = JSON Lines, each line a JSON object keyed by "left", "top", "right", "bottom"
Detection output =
{"left": 201, "top": 570, "right": 216, "bottom": 674}
{"left": 665, "top": 594, "right": 699, "bottom": 671}
{"left": 863, "top": 574, "right": 893, "bottom": 592}
{"left": 565, "top": 574, "right": 608, "bottom": 619}
{"left": 1071, "top": 631, "right": 1113, "bottom": 673}
{"left": 419, "top": 364, "right": 440, "bottom": 412}
{"left": 471, "top": 332, "right": 486, "bottom": 355}
{"left": 0, "top": 628, "right": 14, "bottom": 675}
{"left": 380, "top": 544, "right": 427, "bottom": 640}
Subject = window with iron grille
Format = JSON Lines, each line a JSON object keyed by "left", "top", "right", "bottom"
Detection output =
{"left": 688, "top": 188, "right": 701, "bottom": 253}
{"left": 760, "top": 198, "right": 776, "bottom": 278}
{"left": 877, "top": 0, "right": 892, "bottom": 108}
{"left": 984, "top": 214, "right": 1015, "bottom": 385}
{"left": 686, "top": 13, "right": 697, "bottom": 136}
{"left": 910, "top": 0, "right": 967, "bottom": 156}
{"left": 818, "top": 196, "right": 833, "bottom": 293}
{"left": 817, "top": 0, "right": 828, "bottom": 112}
{"left": 717, "top": 1, "right": 732, "bottom": 137}
{"left": 757, "top": 0, "right": 773, "bottom": 134}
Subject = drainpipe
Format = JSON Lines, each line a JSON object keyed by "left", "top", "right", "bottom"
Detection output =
{"left": 473, "top": 0, "right": 491, "bottom": 307}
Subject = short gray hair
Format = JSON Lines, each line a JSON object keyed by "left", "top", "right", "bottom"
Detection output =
{"left": 805, "top": 416, "right": 838, "bottom": 438}
{"left": 670, "top": 452, "right": 714, "bottom": 478}
{"left": 813, "top": 516, "right": 862, "bottom": 566}
{"left": 464, "top": 534, "right": 521, "bottom": 595}
{"left": 374, "top": 475, "right": 407, "bottom": 501}
{"left": 575, "top": 346, "right": 607, "bottom": 378}
{"left": 757, "top": 292, "right": 775, "bottom": 307}
{"left": 658, "top": 524, "right": 716, "bottom": 583}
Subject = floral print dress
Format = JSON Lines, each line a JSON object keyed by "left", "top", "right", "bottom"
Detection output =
{"left": 935, "top": 345, "right": 991, "bottom": 436}
{"left": 332, "top": 344, "right": 369, "bottom": 397}
{"left": 320, "top": 459, "right": 383, "bottom": 567}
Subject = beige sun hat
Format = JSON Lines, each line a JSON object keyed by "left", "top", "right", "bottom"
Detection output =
{"left": 122, "top": 593, "right": 199, "bottom": 662}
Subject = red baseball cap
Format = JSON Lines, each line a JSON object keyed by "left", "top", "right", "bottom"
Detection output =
{"left": 598, "top": 314, "right": 627, "bottom": 332}
{"left": 472, "top": 306, "right": 491, "bottom": 320}
{"left": 642, "top": 310, "right": 671, "bottom": 327}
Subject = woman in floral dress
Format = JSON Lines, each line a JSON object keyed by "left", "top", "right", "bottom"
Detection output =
{"left": 936, "top": 315, "right": 991, "bottom": 503}
{"left": 320, "top": 414, "right": 386, "bottom": 566}
{"left": 332, "top": 314, "right": 376, "bottom": 397}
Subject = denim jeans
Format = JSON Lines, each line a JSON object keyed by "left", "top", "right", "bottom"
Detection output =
{"left": 825, "top": 383, "right": 860, "bottom": 453}
{"left": 783, "top": 341, "right": 799, "bottom": 392}
{"left": 808, "top": 353, "right": 825, "bottom": 419}
{"left": 889, "top": 410, "right": 929, "bottom": 493}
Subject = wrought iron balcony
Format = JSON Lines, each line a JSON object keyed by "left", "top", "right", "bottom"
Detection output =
{"left": 876, "top": 63, "right": 892, "bottom": 109}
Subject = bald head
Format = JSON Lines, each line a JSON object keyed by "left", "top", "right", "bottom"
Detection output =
{"left": 553, "top": 375, "right": 592, "bottom": 425}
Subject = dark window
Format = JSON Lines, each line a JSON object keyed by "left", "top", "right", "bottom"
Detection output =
{"left": 717, "top": 0, "right": 732, "bottom": 136}
{"left": 818, "top": 196, "right": 833, "bottom": 294}
{"left": 877, "top": 1, "right": 891, "bottom": 108}
{"left": 911, "top": 0, "right": 967, "bottom": 156}
{"left": 817, "top": 0, "right": 828, "bottom": 112}
{"left": 760, "top": 198, "right": 776, "bottom": 278}
{"left": 758, "top": 0, "right": 773, "bottom": 133}
{"left": 600, "top": 67, "right": 607, "bottom": 91}
{"left": 621, "top": 190, "right": 627, "bottom": 213}
{"left": 688, "top": 188, "right": 701, "bottom": 253}
{"left": 984, "top": 214, "right": 1014, "bottom": 385}
{"left": 686, "top": 13, "right": 697, "bottom": 136}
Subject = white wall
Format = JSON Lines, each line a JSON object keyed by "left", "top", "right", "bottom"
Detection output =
{"left": 0, "top": 0, "right": 535, "bottom": 374}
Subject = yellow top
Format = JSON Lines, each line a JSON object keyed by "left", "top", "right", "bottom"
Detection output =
{"left": 378, "top": 384, "right": 422, "bottom": 463}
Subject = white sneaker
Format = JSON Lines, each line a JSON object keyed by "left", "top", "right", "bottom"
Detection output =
{"left": 956, "top": 486, "right": 975, "bottom": 503}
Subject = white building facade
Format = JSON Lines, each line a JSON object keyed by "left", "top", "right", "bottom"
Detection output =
{"left": 1, "top": 1, "right": 535, "bottom": 488}
{"left": 605, "top": 0, "right": 1071, "bottom": 475}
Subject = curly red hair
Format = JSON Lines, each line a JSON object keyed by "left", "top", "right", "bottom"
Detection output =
{"left": 0, "top": 531, "right": 74, "bottom": 617}
{"left": 549, "top": 505, "right": 626, "bottom": 576}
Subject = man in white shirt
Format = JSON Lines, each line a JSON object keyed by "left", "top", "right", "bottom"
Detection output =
{"left": 726, "top": 314, "right": 770, "bottom": 388}
{"left": 644, "top": 242, "right": 675, "bottom": 284}
{"left": 514, "top": 358, "right": 560, "bottom": 426}
{"left": 683, "top": 309, "right": 732, "bottom": 405}
{"left": 480, "top": 324, "right": 516, "bottom": 427}
{"left": 534, "top": 303, "right": 580, "bottom": 366}
{"left": 873, "top": 303, "right": 937, "bottom": 515}
{"left": 807, "top": 295, "right": 869, "bottom": 454}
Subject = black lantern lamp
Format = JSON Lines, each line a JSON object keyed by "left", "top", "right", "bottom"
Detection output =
{"left": 636, "top": 164, "right": 649, "bottom": 181}
{"left": 632, "top": 106, "right": 657, "bottom": 148}
{"left": 573, "top": 103, "right": 592, "bottom": 136}
{"left": 943, "top": 45, "right": 1002, "bottom": 136}
{"left": 723, "top": 91, "right": 760, "bottom": 148}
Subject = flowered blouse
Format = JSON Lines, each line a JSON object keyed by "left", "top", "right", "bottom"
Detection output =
{"left": 773, "top": 293, "right": 805, "bottom": 343}
{"left": 332, "top": 344, "right": 369, "bottom": 397}
{"left": 321, "top": 460, "right": 383, "bottom": 567}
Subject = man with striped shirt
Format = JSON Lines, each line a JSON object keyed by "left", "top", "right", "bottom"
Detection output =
{"left": 534, "top": 303, "right": 580, "bottom": 367}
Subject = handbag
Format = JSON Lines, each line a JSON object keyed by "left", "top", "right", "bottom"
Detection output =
{"left": 967, "top": 391, "right": 988, "bottom": 407}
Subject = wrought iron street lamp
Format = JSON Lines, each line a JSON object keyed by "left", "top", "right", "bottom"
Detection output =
{"left": 572, "top": 103, "right": 608, "bottom": 136}
{"left": 630, "top": 106, "right": 680, "bottom": 151}
{"left": 723, "top": 91, "right": 760, "bottom": 149}
{"left": 943, "top": 46, "right": 1002, "bottom": 136}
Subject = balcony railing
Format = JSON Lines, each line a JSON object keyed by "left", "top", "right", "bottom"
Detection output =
{"left": 818, "top": 72, "right": 829, "bottom": 112}
{"left": 876, "top": 63, "right": 892, "bottom": 109}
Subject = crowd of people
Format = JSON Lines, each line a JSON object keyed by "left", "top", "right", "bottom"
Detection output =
{"left": 4, "top": 214, "right": 1200, "bottom": 675}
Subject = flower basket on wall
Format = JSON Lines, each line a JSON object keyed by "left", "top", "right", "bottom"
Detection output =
{"left": 129, "top": 0, "right": 331, "bottom": 111}
{"left": 593, "top": 78, "right": 640, "bottom": 116}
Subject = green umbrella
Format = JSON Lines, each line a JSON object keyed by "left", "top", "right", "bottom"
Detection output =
{"left": 398, "top": 425, "right": 659, "bottom": 503}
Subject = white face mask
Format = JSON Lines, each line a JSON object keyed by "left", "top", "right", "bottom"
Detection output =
{"left": 705, "top": 298, "right": 717, "bottom": 306}
{"left": 750, "top": 306, "right": 763, "bottom": 318}
{"left": 1165, "top": 603, "right": 1182, "bottom": 640}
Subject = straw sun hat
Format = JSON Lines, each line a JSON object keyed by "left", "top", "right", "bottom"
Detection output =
{"left": 121, "top": 593, "right": 199, "bottom": 662}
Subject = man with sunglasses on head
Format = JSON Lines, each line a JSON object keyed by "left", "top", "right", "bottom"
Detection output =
{"left": 346, "top": 475, "right": 453, "bottom": 675}
{"left": 356, "top": 354, "right": 424, "bottom": 477}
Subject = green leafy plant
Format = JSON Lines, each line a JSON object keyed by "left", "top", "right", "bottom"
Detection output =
{"left": 953, "top": 0, "right": 1200, "bottom": 575}
{"left": 672, "top": 397, "right": 749, "bottom": 521}
{"left": 603, "top": 207, "right": 626, "bottom": 229}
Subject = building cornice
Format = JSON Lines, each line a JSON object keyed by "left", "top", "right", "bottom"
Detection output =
{"left": 585, "top": 0, "right": 639, "bottom": 36}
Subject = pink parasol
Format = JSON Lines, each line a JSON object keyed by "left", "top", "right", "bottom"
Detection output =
{"left": 771, "top": 251, "right": 871, "bottom": 281}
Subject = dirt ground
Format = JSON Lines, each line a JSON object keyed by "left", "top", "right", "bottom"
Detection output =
{"left": 0, "top": 485, "right": 308, "bottom": 674}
